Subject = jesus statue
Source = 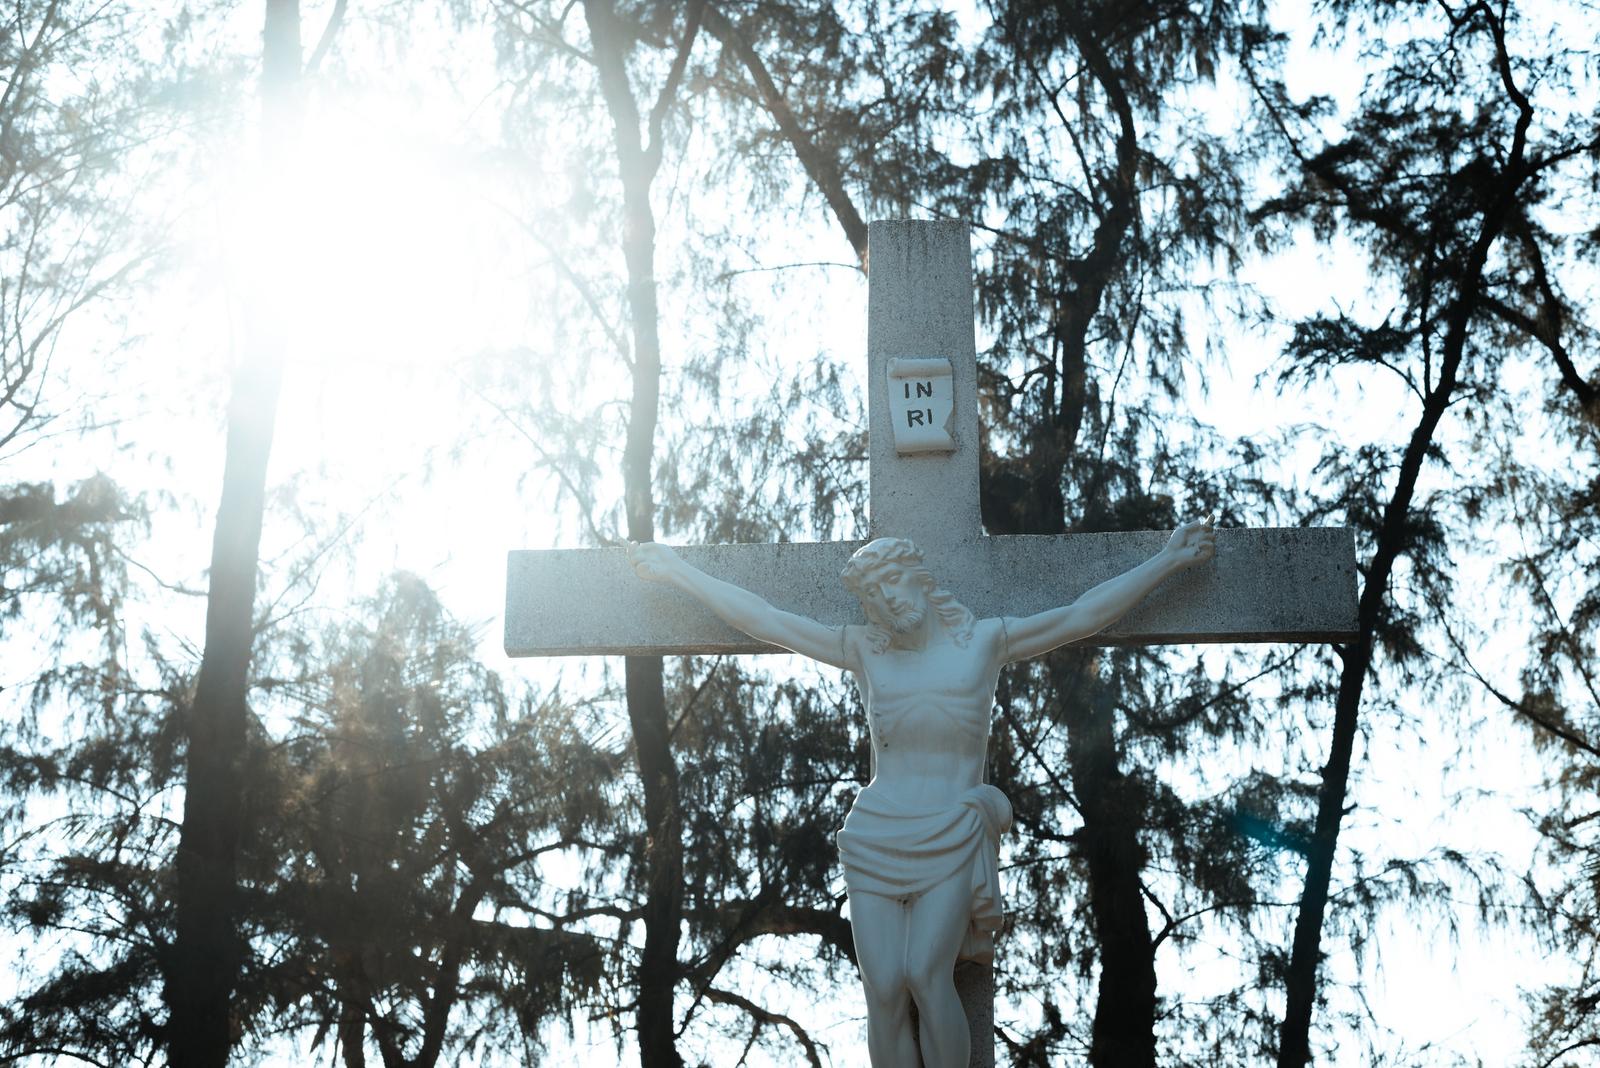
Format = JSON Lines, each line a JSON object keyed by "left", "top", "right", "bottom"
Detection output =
{"left": 628, "top": 517, "right": 1216, "bottom": 1068}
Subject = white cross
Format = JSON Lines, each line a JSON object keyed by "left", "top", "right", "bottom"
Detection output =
{"left": 503, "top": 220, "right": 1357, "bottom": 1065}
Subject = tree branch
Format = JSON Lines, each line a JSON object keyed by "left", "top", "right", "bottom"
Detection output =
{"left": 305, "top": 0, "right": 348, "bottom": 74}
{"left": 701, "top": 4, "right": 867, "bottom": 269}
{"left": 703, "top": 987, "right": 823, "bottom": 1068}
{"left": 642, "top": 0, "right": 704, "bottom": 177}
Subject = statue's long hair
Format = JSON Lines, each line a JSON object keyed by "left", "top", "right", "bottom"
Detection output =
{"left": 841, "top": 538, "right": 975, "bottom": 654}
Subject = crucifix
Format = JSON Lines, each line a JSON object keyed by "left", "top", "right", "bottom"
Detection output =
{"left": 504, "top": 220, "right": 1358, "bottom": 1067}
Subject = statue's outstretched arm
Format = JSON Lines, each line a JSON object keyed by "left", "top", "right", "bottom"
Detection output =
{"left": 629, "top": 542, "right": 855, "bottom": 670}
{"left": 1003, "top": 517, "right": 1215, "bottom": 662}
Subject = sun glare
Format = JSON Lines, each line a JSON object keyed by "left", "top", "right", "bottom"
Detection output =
{"left": 213, "top": 91, "right": 520, "bottom": 375}
{"left": 191, "top": 77, "right": 617, "bottom": 628}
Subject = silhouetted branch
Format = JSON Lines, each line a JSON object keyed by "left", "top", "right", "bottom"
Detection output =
{"left": 702, "top": 987, "right": 822, "bottom": 1068}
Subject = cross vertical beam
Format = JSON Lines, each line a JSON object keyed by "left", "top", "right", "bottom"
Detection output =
{"left": 868, "top": 219, "right": 984, "bottom": 555}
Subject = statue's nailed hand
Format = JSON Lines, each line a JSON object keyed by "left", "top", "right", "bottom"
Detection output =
{"left": 629, "top": 541, "right": 683, "bottom": 584}
{"left": 1164, "top": 517, "right": 1216, "bottom": 569}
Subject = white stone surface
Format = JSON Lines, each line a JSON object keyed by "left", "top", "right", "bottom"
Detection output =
{"left": 887, "top": 356, "right": 956, "bottom": 453}
{"left": 866, "top": 221, "right": 983, "bottom": 560}
{"left": 503, "top": 527, "right": 1355, "bottom": 656}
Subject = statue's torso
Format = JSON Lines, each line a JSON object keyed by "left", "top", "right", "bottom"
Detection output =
{"left": 847, "top": 617, "right": 1004, "bottom": 809}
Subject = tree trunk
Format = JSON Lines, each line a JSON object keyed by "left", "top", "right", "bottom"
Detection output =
{"left": 1277, "top": 291, "right": 1476, "bottom": 1066}
{"left": 976, "top": 29, "right": 1159, "bottom": 1054}
{"left": 583, "top": 2, "right": 686, "bottom": 1063}
{"left": 1276, "top": 35, "right": 1534, "bottom": 1057}
{"left": 1055, "top": 658, "right": 1157, "bottom": 1068}
{"left": 625, "top": 654, "right": 682, "bottom": 1068}
{"left": 1276, "top": 312, "right": 1464, "bottom": 1068}
{"left": 337, "top": 1003, "right": 366, "bottom": 1068}
{"left": 166, "top": 3, "right": 298, "bottom": 1065}
{"left": 978, "top": 63, "right": 1151, "bottom": 1048}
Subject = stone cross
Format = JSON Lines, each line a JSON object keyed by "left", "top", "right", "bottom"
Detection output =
{"left": 504, "top": 219, "right": 1358, "bottom": 1066}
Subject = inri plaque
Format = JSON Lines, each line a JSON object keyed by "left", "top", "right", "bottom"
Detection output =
{"left": 887, "top": 356, "right": 955, "bottom": 454}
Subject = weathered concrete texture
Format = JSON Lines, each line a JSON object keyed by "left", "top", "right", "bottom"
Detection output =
{"left": 957, "top": 962, "right": 994, "bottom": 1068}
{"left": 502, "top": 526, "right": 1357, "bottom": 657}
{"left": 868, "top": 219, "right": 984, "bottom": 558}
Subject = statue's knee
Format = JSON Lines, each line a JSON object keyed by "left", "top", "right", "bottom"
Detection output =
{"left": 906, "top": 962, "right": 955, "bottom": 1007}
{"left": 859, "top": 961, "right": 907, "bottom": 1002}
{"left": 863, "top": 984, "right": 910, "bottom": 1024}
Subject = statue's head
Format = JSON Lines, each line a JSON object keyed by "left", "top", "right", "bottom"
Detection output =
{"left": 841, "top": 538, "right": 974, "bottom": 652}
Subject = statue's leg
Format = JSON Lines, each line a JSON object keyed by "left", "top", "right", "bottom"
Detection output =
{"left": 848, "top": 889, "right": 917, "bottom": 1068}
{"left": 903, "top": 872, "right": 972, "bottom": 1068}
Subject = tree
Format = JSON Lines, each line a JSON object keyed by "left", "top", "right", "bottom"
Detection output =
{"left": 1, "top": 0, "right": 153, "bottom": 460}
{"left": 1243, "top": 1, "right": 1600, "bottom": 1061}
{"left": 167, "top": 2, "right": 301, "bottom": 1064}
{"left": 962, "top": 5, "right": 1267, "bottom": 1059}
{"left": 245, "top": 574, "right": 610, "bottom": 1068}
{"left": 0, "top": 0, "right": 153, "bottom": 700}
{"left": 576, "top": 2, "right": 701, "bottom": 1062}
{"left": 478, "top": 2, "right": 919, "bottom": 1062}
{"left": 485, "top": 1, "right": 715, "bottom": 1061}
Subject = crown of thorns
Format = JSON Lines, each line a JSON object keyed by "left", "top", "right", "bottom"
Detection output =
{"left": 840, "top": 538, "right": 930, "bottom": 597}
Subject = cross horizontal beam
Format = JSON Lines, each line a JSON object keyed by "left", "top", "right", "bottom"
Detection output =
{"left": 503, "top": 527, "right": 1358, "bottom": 658}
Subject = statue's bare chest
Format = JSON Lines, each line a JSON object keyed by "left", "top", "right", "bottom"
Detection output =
{"left": 848, "top": 621, "right": 1004, "bottom": 752}
{"left": 857, "top": 642, "right": 997, "bottom": 706}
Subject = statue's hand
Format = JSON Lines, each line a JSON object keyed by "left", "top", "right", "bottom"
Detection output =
{"left": 629, "top": 541, "right": 683, "bottom": 584}
{"left": 1164, "top": 516, "right": 1216, "bottom": 569}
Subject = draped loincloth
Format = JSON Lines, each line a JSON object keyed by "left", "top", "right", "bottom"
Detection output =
{"left": 836, "top": 782, "right": 1013, "bottom": 963}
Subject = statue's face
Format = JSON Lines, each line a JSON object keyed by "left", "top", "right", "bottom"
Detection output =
{"left": 855, "top": 562, "right": 931, "bottom": 634}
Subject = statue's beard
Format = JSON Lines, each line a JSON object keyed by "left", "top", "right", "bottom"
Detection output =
{"left": 886, "top": 606, "right": 925, "bottom": 633}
